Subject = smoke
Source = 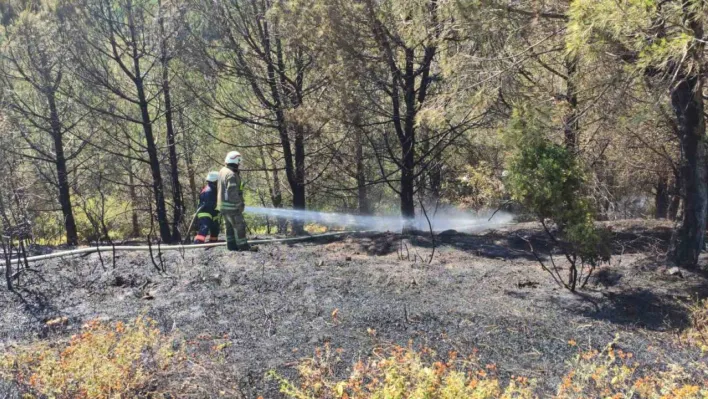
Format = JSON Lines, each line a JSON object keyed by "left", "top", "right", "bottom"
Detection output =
{"left": 244, "top": 206, "right": 515, "bottom": 233}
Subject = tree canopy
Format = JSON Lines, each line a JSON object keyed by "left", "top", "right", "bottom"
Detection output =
{"left": 0, "top": 0, "right": 706, "bottom": 267}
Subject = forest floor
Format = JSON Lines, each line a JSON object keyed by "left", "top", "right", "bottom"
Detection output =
{"left": 1, "top": 220, "right": 707, "bottom": 397}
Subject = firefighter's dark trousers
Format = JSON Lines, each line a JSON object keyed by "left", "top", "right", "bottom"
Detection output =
{"left": 222, "top": 210, "right": 248, "bottom": 250}
{"left": 194, "top": 212, "right": 221, "bottom": 243}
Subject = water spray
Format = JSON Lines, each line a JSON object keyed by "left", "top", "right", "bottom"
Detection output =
{"left": 4, "top": 207, "right": 514, "bottom": 265}
{"left": 244, "top": 206, "right": 514, "bottom": 233}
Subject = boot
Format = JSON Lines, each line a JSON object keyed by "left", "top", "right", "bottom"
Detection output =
{"left": 226, "top": 241, "right": 239, "bottom": 251}
{"left": 238, "top": 243, "right": 258, "bottom": 252}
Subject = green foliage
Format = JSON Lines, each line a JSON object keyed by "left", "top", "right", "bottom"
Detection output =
{"left": 452, "top": 163, "right": 505, "bottom": 210}
{"left": 508, "top": 140, "right": 610, "bottom": 265}
{"left": 30, "top": 220, "right": 63, "bottom": 246}
{"left": 507, "top": 142, "right": 586, "bottom": 222}
{"left": 567, "top": 0, "right": 655, "bottom": 56}
{"left": 0, "top": 0, "right": 696, "bottom": 245}
{"left": 505, "top": 108, "right": 588, "bottom": 226}
{"left": 26, "top": 195, "right": 138, "bottom": 245}
{"left": 505, "top": 108, "right": 610, "bottom": 290}
{"left": 74, "top": 195, "right": 136, "bottom": 241}
{"left": 567, "top": 0, "right": 700, "bottom": 72}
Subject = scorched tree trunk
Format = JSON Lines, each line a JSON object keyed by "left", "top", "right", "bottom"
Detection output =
{"left": 670, "top": 75, "right": 708, "bottom": 268}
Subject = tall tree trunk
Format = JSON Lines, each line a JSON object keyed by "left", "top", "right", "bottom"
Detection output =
{"left": 178, "top": 110, "right": 198, "bottom": 206}
{"left": 272, "top": 116, "right": 300, "bottom": 233}
{"left": 162, "top": 62, "right": 182, "bottom": 241}
{"left": 669, "top": 174, "right": 682, "bottom": 221}
{"left": 418, "top": 128, "right": 430, "bottom": 195}
{"left": 655, "top": 174, "right": 670, "bottom": 219}
{"left": 272, "top": 169, "right": 285, "bottom": 233}
{"left": 136, "top": 77, "right": 172, "bottom": 243}
{"left": 159, "top": 0, "right": 183, "bottom": 241}
{"left": 420, "top": 127, "right": 442, "bottom": 200}
{"left": 259, "top": 146, "right": 285, "bottom": 233}
{"left": 563, "top": 55, "right": 579, "bottom": 151}
{"left": 429, "top": 161, "right": 442, "bottom": 199}
{"left": 186, "top": 161, "right": 197, "bottom": 207}
{"left": 355, "top": 126, "right": 369, "bottom": 215}
{"left": 124, "top": 0, "right": 171, "bottom": 242}
{"left": 670, "top": 75, "right": 707, "bottom": 268}
{"left": 400, "top": 48, "right": 417, "bottom": 222}
{"left": 270, "top": 152, "right": 286, "bottom": 234}
{"left": 262, "top": 23, "right": 303, "bottom": 234}
{"left": 292, "top": 123, "right": 307, "bottom": 234}
{"left": 47, "top": 92, "right": 78, "bottom": 246}
{"left": 400, "top": 142, "right": 416, "bottom": 220}
{"left": 128, "top": 160, "right": 140, "bottom": 238}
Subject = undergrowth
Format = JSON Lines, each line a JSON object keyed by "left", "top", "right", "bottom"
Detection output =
{"left": 268, "top": 344, "right": 535, "bottom": 399}
{"left": 0, "top": 316, "right": 184, "bottom": 399}
{"left": 1, "top": 304, "right": 707, "bottom": 398}
{"left": 270, "top": 341, "right": 707, "bottom": 399}
{"left": 557, "top": 341, "right": 706, "bottom": 399}
{"left": 685, "top": 299, "right": 708, "bottom": 353}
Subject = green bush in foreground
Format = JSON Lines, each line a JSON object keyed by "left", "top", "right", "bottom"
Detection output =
{"left": 505, "top": 108, "right": 610, "bottom": 291}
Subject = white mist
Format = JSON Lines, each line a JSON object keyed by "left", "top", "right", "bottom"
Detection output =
{"left": 244, "top": 206, "right": 514, "bottom": 233}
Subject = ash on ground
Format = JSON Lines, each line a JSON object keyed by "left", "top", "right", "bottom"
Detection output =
{"left": 0, "top": 221, "right": 706, "bottom": 397}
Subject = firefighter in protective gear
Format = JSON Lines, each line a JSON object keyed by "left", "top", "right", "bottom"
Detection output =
{"left": 194, "top": 171, "right": 221, "bottom": 243}
{"left": 217, "top": 151, "right": 253, "bottom": 251}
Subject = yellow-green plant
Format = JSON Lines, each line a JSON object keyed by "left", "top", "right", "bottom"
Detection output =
{"left": 0, "top": 316, "right": 184, "bottom": 399}
{"left": 685, "top": 299, "right": 708, "bottom": 353}
{"left": 269, "top": 344, "right": 536, "bottom": 399}
{"left": 558, "top": 342, "right": 707, "bottom": 399}
{"left": 74, "top": 195, "right": 137, "bottom": 242}
{"left": 273, "top": 342, "right": 707, "bottom": 399}
{"left": 455, "top": 163, "right": 506, "bottom": 211}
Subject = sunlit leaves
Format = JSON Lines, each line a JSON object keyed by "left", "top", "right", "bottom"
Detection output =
{"left": 568, "top": 0, "right": 701, "bottom": 73}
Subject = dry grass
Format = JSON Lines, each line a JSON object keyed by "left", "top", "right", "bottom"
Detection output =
{"left": 557, "top": 341, "right": 706, "bottom": 399}
{"left": 268, "top": 343, "right": 535, "bottom": 399}
{"left": 684, "top": 299, "right": 708, "bottom": 353}
{"left": 0, "top": 316, "right": 184, "bottom": 399}
{"left": 1, "top": 226, "right": 707, "bottom": 398}
{"left": 0, "top": 311, "right": 706, "bottom": 398}
{"left": 271, "top": 341, "right": 707, "bottom": 399}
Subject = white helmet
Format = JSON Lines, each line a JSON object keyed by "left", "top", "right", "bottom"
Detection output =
{"left": 205, "top": 171, "right": 219, "bottom": 182}
{"left": 225, "top": 151, "right": 242, "bottom": 165}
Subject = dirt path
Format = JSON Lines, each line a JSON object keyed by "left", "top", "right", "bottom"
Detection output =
{"left": 1, "top": 223, "right": 706, "bottom": 397}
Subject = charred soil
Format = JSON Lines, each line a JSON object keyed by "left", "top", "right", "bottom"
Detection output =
{"left": 1, "top": 220, "right": 706, "bottom": 397}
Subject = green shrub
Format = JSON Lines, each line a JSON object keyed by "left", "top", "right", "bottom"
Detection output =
{"left": 504, "top": 107, "right": 610, "bottom": 291}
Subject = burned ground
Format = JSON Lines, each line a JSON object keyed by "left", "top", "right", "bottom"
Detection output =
{"left": 0, "top": 221, "right": 706, "bottom": 397}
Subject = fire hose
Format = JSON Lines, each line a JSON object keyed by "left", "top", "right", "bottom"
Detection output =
{"left": 5, "top": 231, "right": 359, "bottom": 265}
